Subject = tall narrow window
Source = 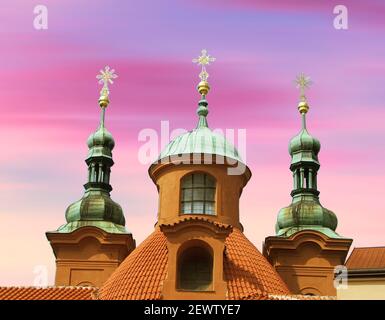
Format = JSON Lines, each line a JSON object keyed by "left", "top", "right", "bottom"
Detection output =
{"left": 178, "top": 246, "right": 213, "bottom": 291}
{"left": 181, "top": 173, "right": 216, "bottom": 215}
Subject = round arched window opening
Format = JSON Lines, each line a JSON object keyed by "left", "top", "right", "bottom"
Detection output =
{"left": 180, "top": 173, "right": 216, "bottom": 215}
{"left": 178, "top": 246, "right": 213, "bottom": 291}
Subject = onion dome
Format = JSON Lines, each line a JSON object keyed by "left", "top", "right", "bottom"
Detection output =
{"left": 56, "top": 66, "right": 127, "bottom": 234}
{"left": 289, "top": 127, "right": 320, "bottom": 164}
{"left": 276, "top": 200, "right": 338, "bottom": 238}
{"left": 275, "top": 73, "right": 342, "bottom": 239}
{"left": 86, "top": 125, "right": 115, "bottom": 159}
{"left": 99, "top": 227, "right": 290, "bottom": 300}
{"left": 60, "top": 190, "right": 126, "bottom": 233}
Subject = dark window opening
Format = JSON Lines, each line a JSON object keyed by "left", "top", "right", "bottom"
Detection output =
{"left": 178, "top": 246, "right": 213, "bottom": 291}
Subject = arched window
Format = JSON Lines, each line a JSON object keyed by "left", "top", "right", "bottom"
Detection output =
{"left": 181, "top": 173, "right": 216, "bottom": 215}
{"left": 178, "top": 246, "right": 213, "bottom": 291}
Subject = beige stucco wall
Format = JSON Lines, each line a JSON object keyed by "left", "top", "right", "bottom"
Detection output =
{"left": 337, "top": 278, "right": 385, "bottom": 300}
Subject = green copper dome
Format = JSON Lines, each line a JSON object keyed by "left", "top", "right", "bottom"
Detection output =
{"left": 86, "top": 125, "right": 115, "bottom": 160}
{"left": 158, "top": 98, "right": 243, "bottom": 164}
{"left": 289, "top": 116, "right": 320, "bottom": 167}
{"left": 60, "top": 189, "right": 126, "bottom": 233}
{"left": 159, "top": 126, "right": 243, "bottom": 163}
{"left": 289, "top": 128, "right": 320, "bottom": 157}
{"left": 276, "top": 197, "right": 339, "bottom": 238}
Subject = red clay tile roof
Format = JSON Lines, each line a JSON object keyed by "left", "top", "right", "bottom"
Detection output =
{"left": 0, "top": 286, "right": 97, "bottom": 300}
{"left": 99, "top": 228, "right": 290, "bottom": 300}
{"left": 224, "top": 228, "right": 289, "bottom": 299}
{"left": 100, "top": 229, "right": 168, "bottom": 300}
{"left": 346, "top": 247, "right": 385, "bottom": 270}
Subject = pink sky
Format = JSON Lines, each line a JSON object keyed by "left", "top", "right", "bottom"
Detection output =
{"left": 0, "top": 0, "right": 384, "bottom": 285}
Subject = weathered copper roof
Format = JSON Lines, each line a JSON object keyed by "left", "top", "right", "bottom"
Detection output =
{"left": 346, "top": 247, "right": 385, "bottom": 270}
{"left": 99, "top": 228, "right": 290, "bottom": 300}
{"left": 276, "top": 200, "right": 340, "bottom": 239}
{"left": 0, "top": 286, "right": 97, "bottom": 300}
{"left": 289, "top": 127, "right": 320, "bottom": 165}
{"left": 158, "top": 126, "right": 244, "bottom": 165}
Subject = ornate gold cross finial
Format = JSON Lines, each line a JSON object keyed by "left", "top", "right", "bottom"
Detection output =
{"left": 192, "top": 49, "right": 215, "bottom": 96}
{"left": 96, "top": 66, "right": 118, "bottom": 107}
{"left": 294, "top": 73, "right": 312, "bottom": 101}
{"left": 294, "top": 73, "right": 312, "bottom": 114}
{"left": 192, "top": 49, "right": 216, "bottom": 81}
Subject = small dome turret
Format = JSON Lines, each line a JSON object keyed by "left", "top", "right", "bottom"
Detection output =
{"left": 56, "top": 66, "right": 128, "bottom": 235}
{"left": 275, "top": 73, "right": 342, "bottom": 239}
{"left": 87, "top": 126, "right": 115, "bottom": 150}
{"left": 289, "top": 129, "right": 320, "bottom": 156}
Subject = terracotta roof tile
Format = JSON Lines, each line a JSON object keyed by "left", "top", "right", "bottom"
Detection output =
{"left": 224, "top": 228, "right": 290, "bottom": 299}
{"left": 346, "top": 247, "right": 385, "bottom": 270}
{"left": 99, "top": 229, "right": 168, "bottom": 300}
{"left": 0, "top": 286, "right": 97, "bottom": 300}
{"left": 99, "top": 227, "right": 290, "bottom": 300}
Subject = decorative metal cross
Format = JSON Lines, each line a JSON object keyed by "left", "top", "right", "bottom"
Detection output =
{"left": 192, "top": 49, "right": 216, "bottom": 81}
{"left": 294, "top": 73, "right": 312, "bottom": 99}
{"left": 96, "top": 66, "right": 118, "bottom": 97}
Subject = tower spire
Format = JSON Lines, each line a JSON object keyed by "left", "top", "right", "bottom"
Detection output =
{"left": 192, "top": 49, "right": 216, "bottom": 128}
{"left": 275, "top": 74, "right": 340, "bottom": 239}
{"left": 289, "top": 73, "right": 319, "bottom": 198}
{"left": 59, "top": 65, "right": 126, "bottom": 233}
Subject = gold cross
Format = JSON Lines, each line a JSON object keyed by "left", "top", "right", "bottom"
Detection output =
{"left": 192, "top": 49, "right": 216, "bottom": 81}
{"left": 96, "top": 66, "right": 118, "bottom": 97}
{"left": 294, "top": 73, "right": 312, "bottom": 100}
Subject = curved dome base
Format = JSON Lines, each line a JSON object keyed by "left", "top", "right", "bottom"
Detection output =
{"left": 56, "top": 220, "right": 128, "bottom": 234}
{"left": 276, "top": 225, "right": 342, "bottom": 239}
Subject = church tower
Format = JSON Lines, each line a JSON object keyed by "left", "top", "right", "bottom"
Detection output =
{"left": 46, "top": 67, "right": 135, "bottom": 287}
{"left": 99, "top": 50, "right": 290, "bottom": 300}
{"left": 263, "top": 74, "right": 352, "bottom": 295}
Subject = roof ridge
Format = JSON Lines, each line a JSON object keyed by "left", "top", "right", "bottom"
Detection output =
{"left": 353, "top": 246, "right": 385, "bottom": 249}
{"left": 0, "top": 286, "right": 98, "bottom": 290}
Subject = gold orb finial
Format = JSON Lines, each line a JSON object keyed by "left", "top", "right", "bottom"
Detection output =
{"left": 96, "top": 66, "right": 118, "bottom": 108}
{"left": 192, "top": 49, "right": 215, "bottom": 96}
{"left": 197, "top": 80, "right": 210, "bottom": 95}
{"left": 294, "top": 73, "right": 312, "bottom": 114}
